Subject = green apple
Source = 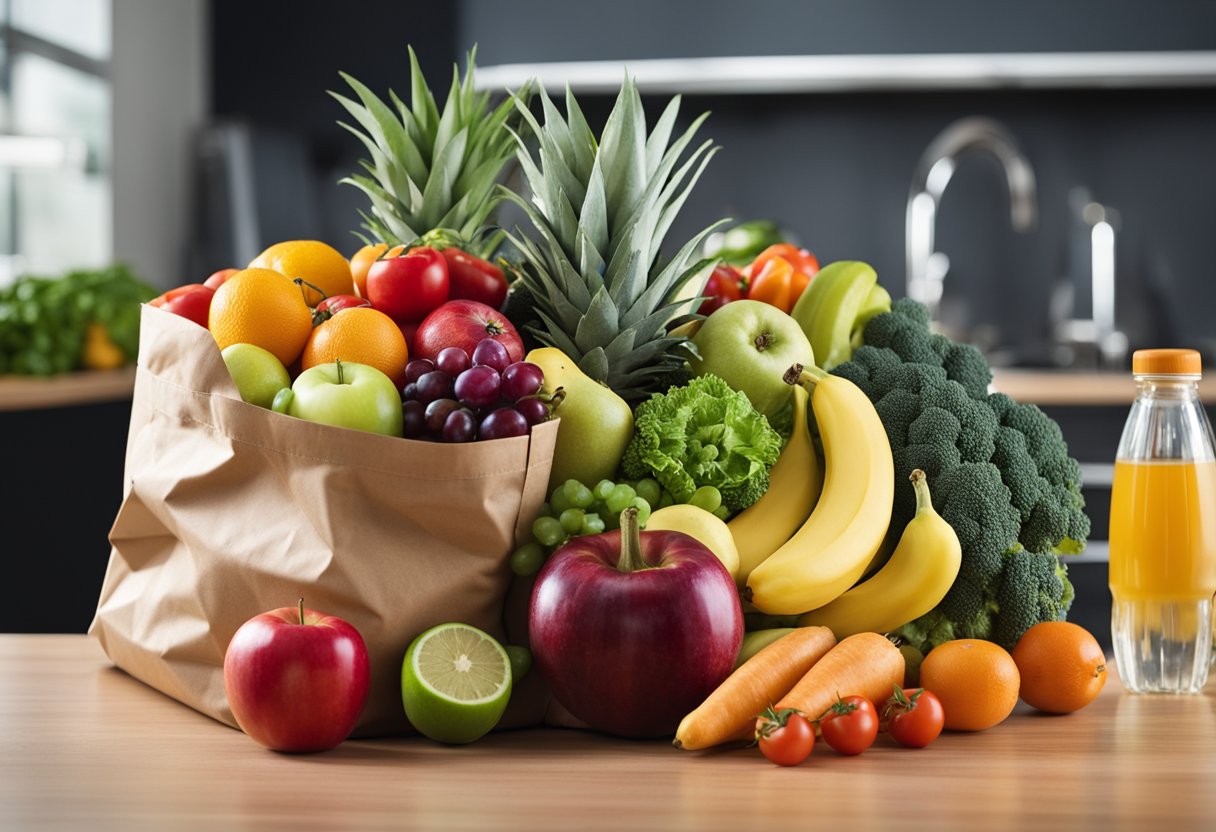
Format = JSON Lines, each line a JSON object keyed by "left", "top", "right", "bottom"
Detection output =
{"left": 221, "top": 343, "right": 291, "bottom": 408}
{"left": 525, "top": 347, "right": 633, "bottom": 491}
{"left": 272, "top": 359, "right": 403, "bottom": 437}
{"left": 688, "top": 300, "right": 815, "bottom": 418}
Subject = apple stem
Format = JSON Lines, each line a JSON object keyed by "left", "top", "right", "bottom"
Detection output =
{"left": 298, "top": 598, "right": 305, "bottom": 626}
{"left": 336, "top": 357, "right": 345, "bottom": 385}
{"left": 616, "top": 507, "right": 647, "bottom": 573}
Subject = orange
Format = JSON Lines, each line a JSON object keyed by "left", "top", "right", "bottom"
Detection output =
{"left": 301, "top": 306, "right": 408, "bottom": 387}
{"left": 209, "top": 268, "right": 313, "bottom": 367}
{"left": 250, "top": 240, "right": 355, "bottom": 306}
{"left": 920, "top": 639, "right": 1020, "bottom": 732}
{"left": 1011, "top": 622, "right": 1107, "bottom": 714}
{"left": 350, "top": 243, "right": 404, "bottom": 299}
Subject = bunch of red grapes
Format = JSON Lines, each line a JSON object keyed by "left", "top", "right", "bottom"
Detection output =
{"left": 401, "top": 338, "right": 551, "bottom": 442}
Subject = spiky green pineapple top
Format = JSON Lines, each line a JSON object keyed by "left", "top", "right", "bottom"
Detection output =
{"left": 502, "top": 78, "right": 725, "bottom": 403}
{"left": 331, "top": 47, "right": 531, "bottom": 254}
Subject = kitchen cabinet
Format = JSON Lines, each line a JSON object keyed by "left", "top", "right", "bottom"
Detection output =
{"left": 2, "top": 635, "right": 1213, "bottom": 830}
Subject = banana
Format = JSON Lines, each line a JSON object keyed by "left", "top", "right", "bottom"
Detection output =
{"left": 790, "top": 261, "right": 878, "bottom": 371}
{"left": 745, "top": 364, "right": 894, "bottom": 616}
{"left": 799, "top": 469, "right": 961, "bottom": 638}
{"left": 728, "top": 384, "right": 822, "bottom": 588}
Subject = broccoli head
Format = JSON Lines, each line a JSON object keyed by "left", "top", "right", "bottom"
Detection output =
{"left": 991, "top": 548, "right": 1074, "bottom": 649}
{"left": 858, "top": 298, "right": 993, "bottom": 399}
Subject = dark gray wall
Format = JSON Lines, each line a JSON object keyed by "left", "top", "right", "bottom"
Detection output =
{"left": 461, "top": 0, "right": 1216, "bottom": 361}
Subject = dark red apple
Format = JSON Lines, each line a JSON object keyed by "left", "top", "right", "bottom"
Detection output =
{"left": 529, "top": 508, "right": 743, "bottom": 738}
{"left": 412, "top": 299, "right": 524, "bottom": 365}
{"left": 223, "top": 600, "right": 370, "bottom": 752}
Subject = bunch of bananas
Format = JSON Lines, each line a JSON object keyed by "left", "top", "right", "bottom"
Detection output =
{"left": 731, "top": 266, "right": 962, "bottom": 638}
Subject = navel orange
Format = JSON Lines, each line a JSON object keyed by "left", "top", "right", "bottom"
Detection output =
{"left": 250, "top": 240, "right": 354, "bottom": 306}
{"left": 301, "top": 306, "right": 408, "bottom": 387}
{"left": 209, "top": 268, "right": 313, "bottom": 367}
{"left": 1011, "top": 621, "right": 1107, "bottom": 714}
{"left": 919, "top": 639, "right": 1020, "bottom": 732}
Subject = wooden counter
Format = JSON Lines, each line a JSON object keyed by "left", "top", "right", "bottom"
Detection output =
{"left": 0, "top": 368, "right": 136, "bottom": 411}
{"left": 2, "top": 635, "right": 1214, "bottom": 830}
{"left": 990, "top": 368, "right": 1216, "bottom": 406}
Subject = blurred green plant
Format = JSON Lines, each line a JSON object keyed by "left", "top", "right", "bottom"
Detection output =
{"left": 0, "top": 264, "right": 157, "bottom": 375}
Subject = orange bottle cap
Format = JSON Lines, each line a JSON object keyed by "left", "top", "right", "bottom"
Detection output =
{"left": 1132, "top": 348, "right": 1202, "bottom": 376}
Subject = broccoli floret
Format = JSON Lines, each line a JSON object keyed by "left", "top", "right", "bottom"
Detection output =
{"left": 991, "top": 548, "right": 1074, "bottom": 649}
{"left": 858, "top": 299, "right": 992, "bottom": 398}
{"left": 721, "top": 472, "right": 771, "bottom": 516}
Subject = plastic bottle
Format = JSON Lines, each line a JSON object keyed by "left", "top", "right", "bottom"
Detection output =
{"left": 1109, "top": 349, "right": 1216, "bottom": 694}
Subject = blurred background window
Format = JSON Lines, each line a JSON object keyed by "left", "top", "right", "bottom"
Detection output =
{"left": 0, "top": 0, "right": 111, "bottom": 286}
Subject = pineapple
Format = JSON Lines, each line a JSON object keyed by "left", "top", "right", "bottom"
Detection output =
{"left": 331, "top": 47, "right": 531, "bottom": 255}
{"left": 502, "top": 78, "right": 725, "bottom": 403}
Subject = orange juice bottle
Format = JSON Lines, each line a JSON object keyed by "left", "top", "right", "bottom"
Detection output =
{"left": 1110, "top": 349, "right": 1216, "bottom": 694}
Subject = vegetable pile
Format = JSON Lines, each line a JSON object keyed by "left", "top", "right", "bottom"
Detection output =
{"left": 832, "top": 298, "right": 1090, "bottom": 652}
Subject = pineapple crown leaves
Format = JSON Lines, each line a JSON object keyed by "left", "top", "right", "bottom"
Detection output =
{"left": 499, "top": 76, "right": 727, "bottom": 400}
{"left": 330, "top": 45, "right": 535, "bottom": 252}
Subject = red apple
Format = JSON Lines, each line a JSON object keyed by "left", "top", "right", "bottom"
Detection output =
{"left": 412, "top": 299, "right": 524, "bottom": 364}
{"left": 223, "top": 600, "right": 370, "bottom": 752}
{"left": 529, "top": 508, "right": 743, "bottom": 738}
{"left": 148, "top": 283, "right": 215, "bottom": 328}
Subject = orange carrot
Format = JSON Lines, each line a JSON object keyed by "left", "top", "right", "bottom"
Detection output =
{"left": 768, "top": 632, "right": 905, "bottom": 729}
{"left": 674, "top": 626, "right": 836, "bottom": 750}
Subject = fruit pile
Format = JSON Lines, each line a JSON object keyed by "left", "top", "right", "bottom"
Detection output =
{"left": 149, "top": 48, "right": 1101, "bottom": 756}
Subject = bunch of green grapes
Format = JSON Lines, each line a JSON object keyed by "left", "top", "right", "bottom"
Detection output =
{"left": 510, "top": 478, "right": 726, "bottom": 575}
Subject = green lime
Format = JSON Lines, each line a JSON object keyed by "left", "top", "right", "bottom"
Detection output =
{"left": 505, "top": 645, "right": 532, "bottom": 681}
{"left": 401, "top": 623, "right": 512, "bottom": 744}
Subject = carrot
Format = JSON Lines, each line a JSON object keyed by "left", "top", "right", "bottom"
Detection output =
{"left": 768, "top": 632, "right": 905, "bottom": 728}
{"left": 673, "top": 626, "right": 836, "bottom": 750}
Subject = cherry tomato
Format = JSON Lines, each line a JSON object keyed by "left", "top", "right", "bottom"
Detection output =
{"left": 698, "top": 264, "right": 745, "bottom": 315}
{"left": 366, "top": 246, "right": 450, "bottom": 323}
{"left": 313, "top": 294, "right": 372, "bottom": 324}
{"left": 203, "top": 268, "right": 239, "bottom": 290}
{"left": 443, "top": 248, "right": 508, "bottom": 310}
{"left": 885, "top": 687, "right": 945, "bottom": 749}
{"left": 148, "top": 283, "right": 215, "bottom": 328}
{"left": 819, "top": 695, "right": 878, "bottom": 756}
{"left": 755, "top": 707, "right": 814, "bottom": 766}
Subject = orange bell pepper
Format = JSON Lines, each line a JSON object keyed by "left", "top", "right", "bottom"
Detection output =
{"left": 744, "top": 244, "right": 819, "bottom": 313}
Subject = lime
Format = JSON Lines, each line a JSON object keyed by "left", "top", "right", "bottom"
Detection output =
{"left": 401, "top": 623, "right": 512, "bottom": 744}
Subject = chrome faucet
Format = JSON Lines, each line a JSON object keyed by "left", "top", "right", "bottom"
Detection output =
{"left": 905, "top": 118, "right": 1038, "bottom": 323}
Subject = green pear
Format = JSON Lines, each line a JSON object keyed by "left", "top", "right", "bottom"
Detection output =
{"left": 526, "top": 347, "right": 634, "bottom": 490}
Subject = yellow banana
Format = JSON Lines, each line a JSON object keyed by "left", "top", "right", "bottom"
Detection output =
{"left": 728, "top": 384, "right": 821, "bottom": 588}
{"left": 799, "top": 469, "right": 962, "bottom": 638}
{"left": 745, "top": 364, "right": 894, "bottom": 615}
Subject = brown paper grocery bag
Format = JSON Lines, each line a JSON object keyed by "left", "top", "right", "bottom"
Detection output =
{"left": 90, "top": 305, "right": 557, "bottom": 737}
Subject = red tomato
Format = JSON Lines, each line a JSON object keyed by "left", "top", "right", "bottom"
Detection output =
{"left": 313, "top": 294, "right": 372, "bottom": 324}
{"left": 755, "top": 707, "right": 814, "bottom": 766}
{"left": 699, "top": 264, "right": 745, "bottom": 315}
{"left": 203, "top": 268, "right": 239, "bottom": 290}
{"left": 443, "top": 248, "right": 508, "bottom": 310}
{"left": 885, "top": 687, "right": 945, "bottom": 749}
{"left": 366, "top": 246, "right": 449, "bottom": 323}
{"left": 819, "top": 695, "right": 878, "bottom": 756}
{"left": 148, "top": 283, "right": 215, "bottom": 328}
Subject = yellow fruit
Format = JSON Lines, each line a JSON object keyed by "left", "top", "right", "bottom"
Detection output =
{"left": 302, "top": 307, "right": 408, "bottom": 388}
{"left": 745, "top": 365, "right": 894, "bottom": 615}
{"left": 920, "top": 639, "right": 1020, "bottom": 731}
{"left": 250, "top": 240, "right": 355, "bottom": 306}
{"left": 209, "top": 268, "right": 313, "bottom": 367}
{"left": 798, "top": 468, "right": 961, "bottom": 638}
{"left": 728, "top": 384, "right": 821, "bottom": 588}
{"left": 646, "top": 504, "right": 740, "bottom": 580}
{"left": 1011, "top": 621, "right": 1107, "bottom": 714}
{"left": 81, "top": 323, "right": 125, "bottom": 370}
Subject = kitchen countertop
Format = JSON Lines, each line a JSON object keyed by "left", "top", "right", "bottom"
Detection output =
{"left": 990, "top": 368, "right": 1216, "bottom": 406}
{"left": 0, "top": 368, "right": 136, "bottom": 411}
{"left": 3, "top": 635, "right": 1214, "bottom": 830}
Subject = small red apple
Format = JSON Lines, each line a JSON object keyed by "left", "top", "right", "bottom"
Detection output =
{"left": 223, "top": 600, "right": 370, "bottom": 752}
{"left": 148, "top": 283, "right": 215, "bottom": 328}
{"left": 529, "top": 508, "right": 743, "bottom": 738}
{"left": 412, "top": 299, "right": 524, "bottom": 364}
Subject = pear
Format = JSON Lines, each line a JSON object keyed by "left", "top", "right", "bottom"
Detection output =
{"left": 526, "top": 347, "right": 634, "bottom": 491}
{"left": 645, "top": 504, "right": 740, "bottom": 581}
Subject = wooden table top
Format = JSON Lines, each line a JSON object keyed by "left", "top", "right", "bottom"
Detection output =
{"left": 3, "top": 635, "right": 1214, "bottom": 831}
